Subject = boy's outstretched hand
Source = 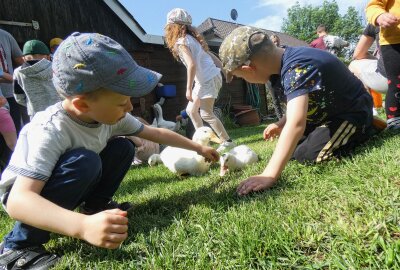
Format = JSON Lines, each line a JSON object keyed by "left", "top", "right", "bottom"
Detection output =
{"left": 237, "top": 175, "right": 277, "bottom": 196}
{"left": 198, "top": 145, "right": 219, "bottom": 163}
{"left": 263, "top": 123, "right": 283, "bottom": 141}
{"left": 80, "top": 209, "right": 129, "bottom": 249}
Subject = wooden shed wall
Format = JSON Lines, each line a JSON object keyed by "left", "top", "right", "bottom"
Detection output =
{"left": 0, "top": 0, "right": 142, "bottom": 50}
{"left": 0, "top": 0, "right": 269, "bottom": 122}
{"left": 131, "top": 47, "right": 187, "bottom": 122}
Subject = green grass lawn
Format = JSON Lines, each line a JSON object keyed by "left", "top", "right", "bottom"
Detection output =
{"left": 1, "top": 124, "right": 400, "bottom": 269}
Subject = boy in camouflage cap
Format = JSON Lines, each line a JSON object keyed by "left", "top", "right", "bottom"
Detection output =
{"left": 220, "top": 26, "right": 383, "bottom": 196}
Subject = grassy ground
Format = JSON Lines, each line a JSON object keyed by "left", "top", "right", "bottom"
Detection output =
{"left": 1, "top": 122, "right": 400, "bottom": 269}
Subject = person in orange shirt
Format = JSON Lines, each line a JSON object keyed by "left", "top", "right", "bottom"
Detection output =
{"left": 367, "top": 0, "right": 400, "bottom": 129}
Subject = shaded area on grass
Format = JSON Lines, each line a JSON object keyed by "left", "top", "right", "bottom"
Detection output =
{"left": 2, "top": 126, "right": 400, "bottom": 269}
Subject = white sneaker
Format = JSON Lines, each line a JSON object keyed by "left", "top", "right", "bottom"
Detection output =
{"left": 217, "top": 141, "right": 236, "bottom": 153}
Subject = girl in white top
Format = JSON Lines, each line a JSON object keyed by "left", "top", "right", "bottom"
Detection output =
{"left": 164, "top": 8, "right": 234, "bottom": 153}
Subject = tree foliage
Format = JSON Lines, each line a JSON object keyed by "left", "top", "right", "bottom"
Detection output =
{"left": 282, "top": 0, "right": 363, "bottom": 45}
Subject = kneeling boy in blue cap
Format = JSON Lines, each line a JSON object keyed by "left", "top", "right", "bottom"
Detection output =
{"left": 0, "top": 32, "right": 219, "bottom": 269}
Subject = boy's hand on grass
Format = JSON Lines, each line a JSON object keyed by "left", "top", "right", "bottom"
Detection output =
{"left": 263, "top": 123, "right": 282, "bottom": 141}
{"left": 376, "top": 12, "right": 400, "bottom": 28}
{"left": 237, "top": 175, "right": 276, "bottom": 196}
{"left": 81, "top": 209, "right": 128, "bottom": 249}
{"left": 198, "top": 146, "right": 219, "bottom": 163}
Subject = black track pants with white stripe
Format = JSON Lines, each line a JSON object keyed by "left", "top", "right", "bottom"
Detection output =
{"left": 292, "top": 120, "right": 371, "bottom": 163}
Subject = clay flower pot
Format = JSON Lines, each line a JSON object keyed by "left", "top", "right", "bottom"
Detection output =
{"left": 232, "top": 105, "right": 253, "bottom": 114}
{"left": 235, "top": 109, "right": 260, "bottom": 126}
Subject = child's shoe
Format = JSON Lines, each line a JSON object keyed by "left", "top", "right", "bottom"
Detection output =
{"left": 0, "top": 245, "right": 60, "bottom": 270}
{"left": 216, "top": 140, "right": 236, "bottom": 153}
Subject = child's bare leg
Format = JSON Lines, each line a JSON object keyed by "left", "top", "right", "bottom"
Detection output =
{"left": 186, "top": 95, "right": 203, "bottom": 129}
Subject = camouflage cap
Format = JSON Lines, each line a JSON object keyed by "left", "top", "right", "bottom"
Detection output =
{"left": 219, "top": 26, "right": 267, "bottom": 82}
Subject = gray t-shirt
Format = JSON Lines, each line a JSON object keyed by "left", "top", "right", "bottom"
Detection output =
{"left": 0, "top": 102, "right": 144, "bottom": 202}
{"left": 0, "top": 65, "right": 9, "bottom": 110}
{"left": 0, "top": 29, "right": 23, "bottom": 98}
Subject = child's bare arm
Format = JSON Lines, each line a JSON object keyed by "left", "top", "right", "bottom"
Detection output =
{"left": 179, "top": 45, "right": 196, "bottom": 102}
{"left": 0, "top": 96, "right": 6, "bottom": 107}
{"left": 138, "top": 125, "right": 219, "bottom": 162}
{"left": 126, "top": 136, "right": 143, "bottom": 147}
{"left": 237, "top": 94, "right": 308, "bottom": 195}
{"left": 0, "top": 70, "right": 13, "bottom": 83}
{"left": 352, "top": 35, "right": 375, "bottom": 60}
{"left": 6, "top": 175, "right": 129, "bottom": 249}
{"left": 14, "top": 56, "right": 25, "bottom": 67}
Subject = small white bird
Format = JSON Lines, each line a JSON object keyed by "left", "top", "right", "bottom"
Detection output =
{"left": 219, "top": 145, "right": 258, "bottom": 176}
{"left": 150, "top": 118, "right": 158, "bottom": 127}
{"left": 148, "top": 153, "right": 162, "bottom": 166}
{"left": 153, "top": 103, "right": 180, "bottom": 131}
{"left": 149, "top": 127, "right": 221, "bottom": 176}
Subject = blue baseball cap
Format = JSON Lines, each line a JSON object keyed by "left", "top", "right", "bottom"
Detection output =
{"left": 52, "top": 32, "right": 162, "bottom": 97}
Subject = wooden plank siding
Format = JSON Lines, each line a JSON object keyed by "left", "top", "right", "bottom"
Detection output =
{"left": 0, "top": 0, "right": 143, "bottom": 50}
{"left": 0, "top": 0, "right": 269, "bottom": 123}
{"left": 131, "top": 48, "right": 189, "bottom": 122}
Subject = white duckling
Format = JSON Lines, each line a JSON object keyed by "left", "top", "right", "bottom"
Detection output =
{"left": 153, "top": 103, "right": 180, "bottom": 131}
{"left": 150, "top": 118, "right": 158, "bottom": 127}
{"left": 148, "top": 153, "right": 162, "bottom": 166}
{"left": 219, "top": 145, "right": 258, "bottom": 176}
{"left": 149, "top": 127, "right": 222, "bottom": 176}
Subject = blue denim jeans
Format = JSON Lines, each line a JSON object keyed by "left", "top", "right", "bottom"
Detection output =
{"left": 3, "top": 137, "right": 134, "bottom": 249}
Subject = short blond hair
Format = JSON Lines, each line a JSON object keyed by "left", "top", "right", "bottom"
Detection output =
{"left": 56, "top": 87, "right": 108, "bottom": 101}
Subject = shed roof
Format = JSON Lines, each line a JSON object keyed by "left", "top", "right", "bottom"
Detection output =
{"left": 197, "top": 18, "right": 308, "bottom": 47}
{"left": 102, "top": 0, "right": 164, "bottom": 45}
{"left": 102, "top": 2, "right": 308, "bottom": 48}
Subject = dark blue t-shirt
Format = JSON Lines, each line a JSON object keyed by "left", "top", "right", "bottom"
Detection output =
{"left": 280, "top": 47, "right": 373, "bottom": 127}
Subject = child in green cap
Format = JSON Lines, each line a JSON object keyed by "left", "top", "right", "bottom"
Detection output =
{"left": 13, "top": 39, "right": 60, "bottom": 120}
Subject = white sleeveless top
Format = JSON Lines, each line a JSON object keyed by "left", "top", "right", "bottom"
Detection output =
{"left": 176, "top": 35, "right": 220, "bottom": 84}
